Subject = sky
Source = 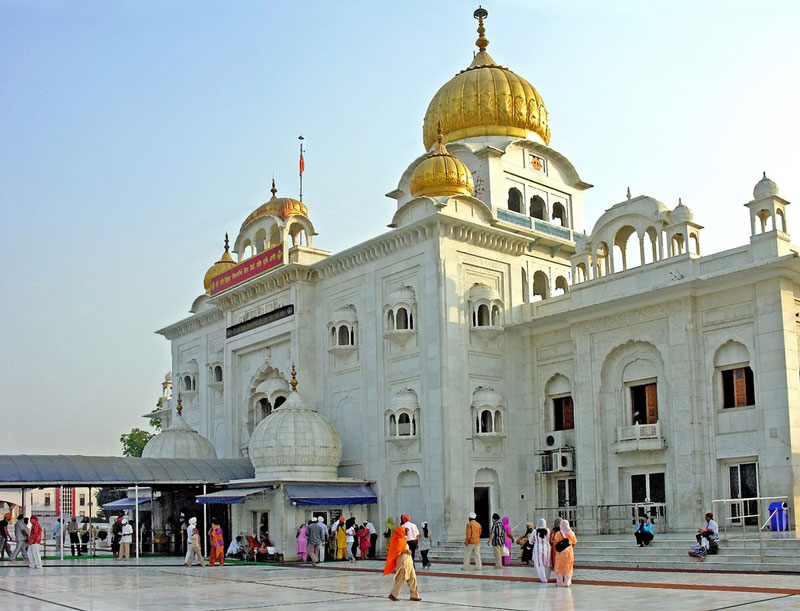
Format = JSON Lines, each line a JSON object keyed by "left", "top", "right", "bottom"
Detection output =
{"left": 1, "top": 0, "right": 799, "bottom": 456}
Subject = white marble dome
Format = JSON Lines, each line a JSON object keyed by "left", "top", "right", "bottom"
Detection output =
{"left": 754, "top": 172, "right": 779, "bottom": 199}
{"left": 248, "top": 390, "right": 342, "bottom": 480}
{"left": 472, "top": 386, "right": 502, "bottom": 408}
{"left": 671, "top": 199, "right": 693, "bottom": 223}
{"left": 142, "top": 404, "right": 217, "bottom": 459}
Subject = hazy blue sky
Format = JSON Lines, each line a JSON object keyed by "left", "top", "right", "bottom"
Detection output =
{"left": 2, "top": 1, "right": 798, "bottom": 455}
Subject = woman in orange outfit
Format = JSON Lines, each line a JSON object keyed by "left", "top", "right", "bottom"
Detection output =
{"left": 208, "top": 519, "right": 225, "bottom": 566}
{"left": 552, "top": 519, "right": 577, "bottom": 587}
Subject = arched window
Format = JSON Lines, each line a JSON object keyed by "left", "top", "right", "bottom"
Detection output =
{"left": 530, "top": 195, "right": 546, "bottom": 220}
{"left": 554, "top": 275, "right": 569, "bottom": 296}
{"left": 479, "top": 410, "right": 493, "bottom": 433}
{"left": 184, "top": 375, "right": 192, "bottom": 391}
{"left": 398, "top": 412, "right": 412, "bottom": 436}
{"left": 396, "top": 308, "right": 409, "bottom": 330}
{"left": 389, "top": 414, "right": 397, "bottom": 436}
{"left": 331, "top": 327, "right": 337, "bottom": 345}
{"left": 494, "top": 410, "right": 503, "bottom": 432}
{"left": 532, "top": 271, "right": 548, "bottom": 301}
{"left": 576, "top": 262, "right": 587, "bottom": 283}
{"left": 477, "top": 304, "right": 490, "bottom": 326}
{"left": 273, "top": 395, "right": 287, "bottom": 409}
{"left": 338, "top": 325, "right": 350, "bottom": 346}
{"left": 491, "top": 305, "right": 500, "bottom": 326}
{"left": 254, "top": 229, "right": 267, "bottom": 253}
{"left": 552, "top": 202, "right": 566, "bottom": 226}
{"left": 258, "top": 398, "right": 271, "bottom": 420}
{"left": 387, "top": 310, "right": 395, "bottom": 330}
{"left": 213, "top": 366, "right": 223, "bottom": 383}
{"left": 508, "top": 188, "right": 522, "bottom": 213}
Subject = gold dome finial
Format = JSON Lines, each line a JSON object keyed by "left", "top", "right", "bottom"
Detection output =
{"left": 290, "top": 362, "right": 298, "bottom": 392}
{"left": 203, "top": 233, "right": 237, "bottom": 294}
{"left": 436, "top": 121, "right": 443, "bottom": 144}
{"left": 224, "top": 232, "right": 230, "bottom": 252}
{"left": 271, "top": 177, "right": 277, "bottom": 197}
{"left": 474, "top": 6, "right": 489, "bottom": 52}
{"left": 176, "top": 394, "right": 183, "bottom": 416}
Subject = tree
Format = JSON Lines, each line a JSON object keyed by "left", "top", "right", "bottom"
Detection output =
{"left": 120, "top": 428, "right": 154, "bottom": 457}
{"left": 95, "top": 487, "right": 127, "bottom": 522}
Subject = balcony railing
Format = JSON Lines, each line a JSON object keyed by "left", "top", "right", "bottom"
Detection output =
{"left": 531, "top": 503, "right": 668, "bottom": 534}
{"left": 618, "top": 422, "right": 661, "bottom": 441}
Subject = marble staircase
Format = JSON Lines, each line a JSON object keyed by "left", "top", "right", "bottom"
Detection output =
{"left": 424, "top": 532, "right": 800, "bottom": 573}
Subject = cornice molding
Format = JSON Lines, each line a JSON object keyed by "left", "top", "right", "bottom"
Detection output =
{"left": 156, "top": 308, "right": 224, "bottom": 340}
{"left": 211, "top": 266, "right": 317, "bottom": 311}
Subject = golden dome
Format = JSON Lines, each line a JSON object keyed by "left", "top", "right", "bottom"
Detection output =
{"left": 203, "top": 234, "right": 237, "bottom": 295}
{"left": 240, "top": 179, "right": 309, "bottom": 231}
{"left": 422, "top": 8, "right": 550, "bottom": 150}
{"left": 410, "top": 124, "right": 474, "bottom": 198}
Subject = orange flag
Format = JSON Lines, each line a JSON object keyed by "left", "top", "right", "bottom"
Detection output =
{"left": 300, "top": 152, "right": 305, "bottom": 175}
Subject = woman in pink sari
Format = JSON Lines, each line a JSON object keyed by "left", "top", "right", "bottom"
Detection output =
{"left": 357, "top": 525, "right": 371, "bottom": 559}
{"left": 296, "top": 523, "right": 308, "bottom": 561}
{"left": 501, "top": 517, "right": 513, "bottom": 566}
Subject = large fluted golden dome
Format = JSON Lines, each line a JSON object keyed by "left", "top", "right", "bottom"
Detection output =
{"left": 422, "top": 9, "right": 550, "bottom": 150}
{"left": 241, "top": 180, "right": 309, "bottom": 231}
{"left": 410, "top": 125, "right": 474, "bottom": 198}
{"left": 203, "top": 234, "right": 237, "bottom": 295}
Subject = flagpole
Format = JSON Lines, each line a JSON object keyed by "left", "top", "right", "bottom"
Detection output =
{"left": 298, "top": 135, "right": 305, "bottom": 202}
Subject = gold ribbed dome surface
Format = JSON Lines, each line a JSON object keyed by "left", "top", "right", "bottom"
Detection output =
{"left": 203, "top": 234, "right": 237, "bottom": 295}
{"left": 422, "top": 9, "right": 550, "bottom": 150}
{"left": 241, "top": 180, "right": 309, "bottom": 231}
{"left": 410, "top": 125, "right": 474, "bottom": 198}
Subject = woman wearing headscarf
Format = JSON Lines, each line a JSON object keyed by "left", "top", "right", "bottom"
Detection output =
{"left": 501, "top": 517, "right": 513, "bottom": 566}
{"left": 552, "top": 519, "right": 577, "bottom": 587}
{"left": 336, "top": 517, "right": 347, "bottom": 560}
{"left": 357, "top": 525, "right": 371, "bottom": 559}
{"left": 532, "top": 518, "right": 551, "bottom": 583}
{"left": 517, "top": 522, "right": 534, "bottom": 565}
{"left": 383, "top": 517, "right": 395, "bottom": 540}
{"left": 28, "top": 516, "right": 43, "bottom": 569}
{"left": 418, "top": 522, "right": 431, "bottom": 569}
{"left": 548, "top": 516, "right": 561, "bottom": 572}
{"left": 383, "top": 525, "right": 421, "bottom": 601}
{"left": 208, "top": 520, "right": 225, "bottom": 566}
{"left": 296, "top": 522, "right": 308, "bottom": 561}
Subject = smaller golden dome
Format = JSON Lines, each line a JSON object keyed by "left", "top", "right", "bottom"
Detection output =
{"left": 410, "top": 124, "right": 474, "bottom": 198}
{"left": 241, "top": 179, "right": 309, "bottom": 231}
{"left": 203, "top": 233, "right": 237, "bottom": 295}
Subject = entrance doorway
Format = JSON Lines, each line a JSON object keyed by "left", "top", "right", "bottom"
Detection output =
{"left": 473, "top": 486, "right": 490, "bottom": 538}
{"left": 729, "top": 462, "right": 759, "bottom": 526}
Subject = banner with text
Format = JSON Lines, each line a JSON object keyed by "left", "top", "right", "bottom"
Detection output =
{"left": 210, "top": 243, "right": 283, "bottom": 296}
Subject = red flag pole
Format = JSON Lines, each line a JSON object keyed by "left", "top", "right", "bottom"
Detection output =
{"left": 299, "top": 135, "right": 305, "bottom": 202}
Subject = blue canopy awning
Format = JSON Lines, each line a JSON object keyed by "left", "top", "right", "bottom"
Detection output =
{"left": 284, "top": 484, "right": 377, "bottom": 506}
{"left": 101, "top": 498, "right": 152, "bottom": 510}
{"left": 196, "top": 488, "right": 268, "bottom": 504}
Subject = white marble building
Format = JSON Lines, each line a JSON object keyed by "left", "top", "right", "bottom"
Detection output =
{"left": 151, "top": 9, "right": 799, "bottom": 549}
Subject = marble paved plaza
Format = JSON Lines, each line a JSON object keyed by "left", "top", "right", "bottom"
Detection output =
{"left": 1, "top": 557, "right": 799, "bottom": 610}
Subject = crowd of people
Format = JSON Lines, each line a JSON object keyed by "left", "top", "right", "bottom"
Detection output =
{"left": 462, "top": 512, "right": 578, "bottom": 587}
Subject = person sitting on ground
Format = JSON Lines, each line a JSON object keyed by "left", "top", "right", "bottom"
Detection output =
{"left": 226, "top": 536, "right": 246, "bottom": 560}
{"left": 634, "top": 516, "right": 654, "bottom": 547}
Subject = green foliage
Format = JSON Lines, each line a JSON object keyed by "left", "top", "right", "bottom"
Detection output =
{"left": 149, "top": 417, "right": 162, "bottom": 431}
{"left": 95, "top": 488, "right": 127, "bottom": 521}
{"left": 120, "top": 427, "right": 154, "bottom": 457}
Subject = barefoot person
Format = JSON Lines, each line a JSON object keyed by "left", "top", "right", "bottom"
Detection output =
{"left": 384, "top": 525, "right": 421, "bottom": 602}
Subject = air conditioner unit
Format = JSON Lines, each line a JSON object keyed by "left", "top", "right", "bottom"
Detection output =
{"left": 543, "top": 430, "right": 569, "bottom": 450}
{"left": 539, "top": 450, "right": 575, "bottom": 473}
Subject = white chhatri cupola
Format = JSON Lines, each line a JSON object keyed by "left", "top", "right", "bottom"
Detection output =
{"left": 746, "top": 172, "right": 789, "bottom": 237}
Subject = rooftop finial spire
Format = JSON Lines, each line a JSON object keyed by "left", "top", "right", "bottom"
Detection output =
{"left": 474, "top": 6, "right": 489, "bottom": 52}
{"left": 436, "top": 120, "right": 443, "bottom": 144}
{"left": 176, "top": 394, "right": 183, "bottom": 416}
{"left": 271, "top": 177, "right": 277, "bottom": 197}
{"left": 290, "top": 362, "right": 298, "bottom": 392}
{"left": 626, "top": 186, "right": 631, "bottom": 200}
{"left": 223, "top": 232, "right": 230, "bottom": 252}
